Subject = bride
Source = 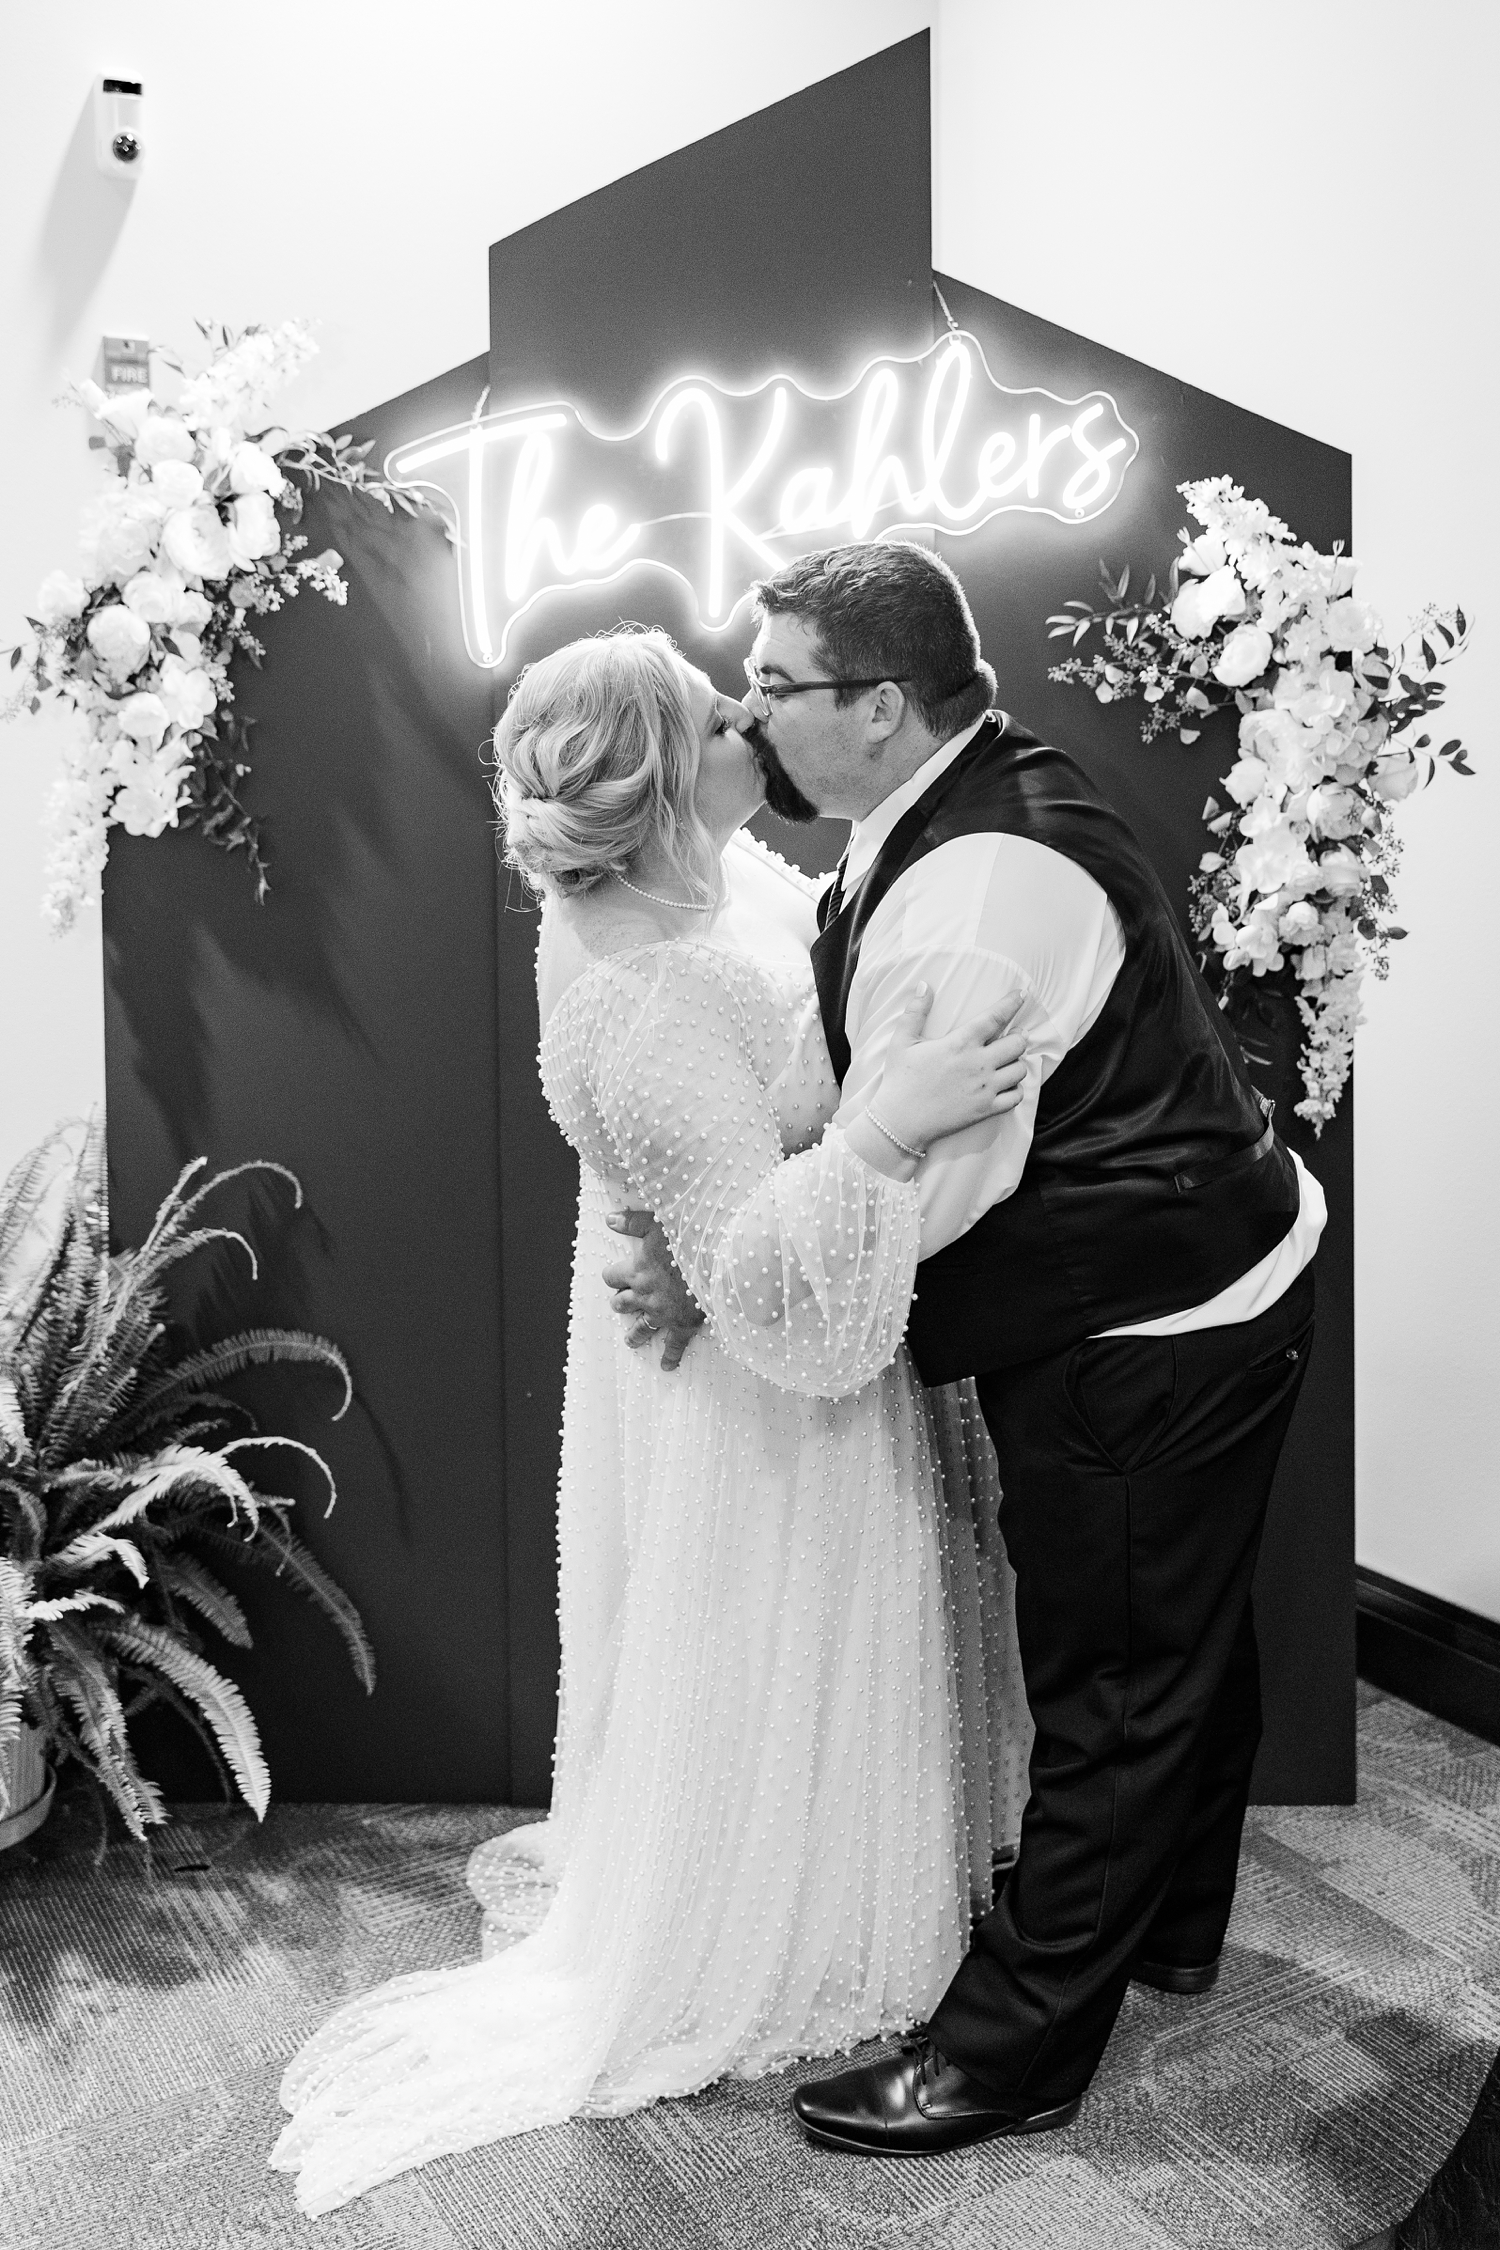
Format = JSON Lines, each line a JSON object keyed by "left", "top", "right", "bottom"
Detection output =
{"left": 272, "top": 627, "right": 1031, "bottom": 2214}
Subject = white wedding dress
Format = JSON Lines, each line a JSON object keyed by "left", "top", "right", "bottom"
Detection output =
{"left": 272, "top": 835, "right": 1029, "bottom": 2216}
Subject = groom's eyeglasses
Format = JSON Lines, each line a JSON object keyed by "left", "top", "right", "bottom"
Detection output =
{"left": 742, "top": 658, "right": 904, "bottom": 720}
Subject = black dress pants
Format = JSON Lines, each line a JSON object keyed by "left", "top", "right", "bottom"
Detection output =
{"left": 927, "top": 1262, "right": 1316, "bottom": 2108}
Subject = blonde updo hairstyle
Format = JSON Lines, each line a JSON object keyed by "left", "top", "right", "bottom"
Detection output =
{"left": 493, "top": 629, "right": 722, "bottom": 910}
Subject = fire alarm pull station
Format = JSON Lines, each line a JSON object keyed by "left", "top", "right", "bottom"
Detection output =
{"left": 88, "top": 338, "right": 152, "bottom": 448}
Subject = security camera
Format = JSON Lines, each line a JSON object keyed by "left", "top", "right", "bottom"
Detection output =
{"left": 94, "top": 78, "right": 144, "bottom": 178}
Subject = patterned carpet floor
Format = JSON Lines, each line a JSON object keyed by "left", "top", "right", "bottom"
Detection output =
{"left": 2, "top": 1682, "right": 1498, "bottom": 2250}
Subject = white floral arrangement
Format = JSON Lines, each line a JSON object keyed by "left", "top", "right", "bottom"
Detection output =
{"left": 1048, "top": 477, "right": 1472, "bottom": 1130}
{"left": 5, "top": 322, "right": 429, "bottom": 933}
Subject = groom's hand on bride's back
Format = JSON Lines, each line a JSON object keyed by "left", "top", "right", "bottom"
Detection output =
{"left": 602, "top": 1211, "right": 705, "bottom": 1372}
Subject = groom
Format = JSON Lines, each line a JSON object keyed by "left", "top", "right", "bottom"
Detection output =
{"left": 604, "top": 539, "right": 1323, "bottom": 2154}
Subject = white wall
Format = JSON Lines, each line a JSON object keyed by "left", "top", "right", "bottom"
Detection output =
{"left": 0, "top": 0, "right": 930, "bottom": 1168}
{"left": 932, "top": 0, "right": 1499, "bottom": 1617}
{"left": 4, "top": 1, "right": 1494, "bottom": 1614}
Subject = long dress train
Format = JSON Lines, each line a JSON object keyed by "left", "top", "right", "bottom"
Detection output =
{"left": 272, "top": 844, "right": 1030, "bottom": 2215}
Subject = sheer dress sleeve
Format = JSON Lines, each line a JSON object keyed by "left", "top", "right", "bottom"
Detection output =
{"left": 549, "top": 948, "right": 920, "bottom": 1399}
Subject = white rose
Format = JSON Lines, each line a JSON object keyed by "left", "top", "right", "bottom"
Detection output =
{"left": 121, "top": 570, "right": 181, "bottom": 625}
{"left": 1369, "top": 750, "right": 1423, "bottom": 802}
{"left": 1237, "top": 706, "right": 1310, "bottom": 790}
{"left": 1278, "top": 901, "right": 1322, "bottom": 944}
{"left": 1170, "top": 565, "right": 1247, "bottom": 639}
{"left": 92, "top": 494, "right": 165, "bottom": 584}
{"left": 156, "top": 654, "right": 218, "bottom": 730}
{"left": 162, "top": 504, "right": 233, "bottom": 582}
{"left": 1315, "top": 848, "right": 1365, "bottom": 899}
{"left": 151, "top": 458, "right": 204, "bottom": 510}
{"left": 115, "top": 691, "right": 171, "bottom": 749}
{"left": 226, "top": 490, "right": 281, "bottom": 569}
{"left": 34, "top": 570, "right": 88, "bottom": 626}
{"left": 175, "top": 587, "right": 213, "bottom": 629}
{"left": 134, "top": 414, "right": 197, "bottom": 468}
{"left": 86, "top": 604, "right": 152, "bottom": 676}
{"left": 1212, "top": 623, "right": 1273, "bottom": 688}
{"left": 1306, "top": 783, "right": 1363, "bottom": 839}
{"left": 228, "top": 441, "right": 285, "bottom": 497}
{"left": 169, "top": 631, "right": 203, "bottom": 665}
{"left": 1324, "top": 597, "right": 1381, "bottom": 654}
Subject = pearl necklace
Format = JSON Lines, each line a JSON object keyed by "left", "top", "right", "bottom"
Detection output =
{"left": 616, "top": 872, "right": 709, "bottom": 913}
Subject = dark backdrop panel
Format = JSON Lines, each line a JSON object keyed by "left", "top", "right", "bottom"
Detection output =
{"left": 104, "top": 357, "right": 509, "bottom": 1800}
{"left": 100, "top": 31, "right": 1353, "bottom": 1809}
{"left": 485, "top": 35, "right": 934, "bottom": 1801}
{"left": 934, "top": 274, "right": 1355, "bottom": 1803}
{"left": 487, "top": 36, "right": 932, "bottom": 427}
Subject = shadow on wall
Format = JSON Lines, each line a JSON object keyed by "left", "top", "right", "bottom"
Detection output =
{"left": 33, "top": 94, "right": 136, "bottom": 357}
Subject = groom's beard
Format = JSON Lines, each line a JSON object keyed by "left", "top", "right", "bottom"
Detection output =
{"left": 747, "top": 721, "right": 821, "bottom": 825}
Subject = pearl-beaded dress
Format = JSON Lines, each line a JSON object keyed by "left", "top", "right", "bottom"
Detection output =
{"left": 273, "top": 835, "right": 1028, "bottom": 2216}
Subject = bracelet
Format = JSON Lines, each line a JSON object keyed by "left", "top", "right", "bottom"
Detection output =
{"left": 865, "top": 1107, "right": 927, "bottom": 1162}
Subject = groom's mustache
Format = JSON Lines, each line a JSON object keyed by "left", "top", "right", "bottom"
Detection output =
{"left": 746, "top": 719, "right": 821, "bottom": 826}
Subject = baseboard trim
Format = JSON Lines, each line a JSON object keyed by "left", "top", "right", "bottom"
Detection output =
{"left": 1357, "top": 1567, "right": 1500, "bottom": 1748}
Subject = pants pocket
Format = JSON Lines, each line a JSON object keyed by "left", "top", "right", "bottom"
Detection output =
{"left": 1244, "top": 1310, "right": 1315, "bottom": 1381}
{"left": 1066, "top": 1336, "right": 1179, "bottom": 1474}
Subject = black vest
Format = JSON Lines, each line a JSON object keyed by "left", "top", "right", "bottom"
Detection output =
{"left": 810, "top": 715, "right": 1300, "bottom": 1381}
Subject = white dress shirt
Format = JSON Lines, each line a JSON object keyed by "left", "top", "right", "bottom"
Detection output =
{"left": 832, "top": 720, "right": 1325, "bottom": 1334}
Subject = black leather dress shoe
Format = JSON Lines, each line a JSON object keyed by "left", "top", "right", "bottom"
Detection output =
{"left": 1131, "top": 1952, "right": 1220, "bottom": 1996}
{"left": 791, "top": 2034, "right": 1081, "bottom": 2157}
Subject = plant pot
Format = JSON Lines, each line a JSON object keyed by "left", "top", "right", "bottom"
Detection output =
{"left": 0, "top": 1721, "right": 55, "bottom": 1851}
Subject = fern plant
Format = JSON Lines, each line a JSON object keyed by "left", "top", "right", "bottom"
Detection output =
{"left": 0, "top": 1121, "right": 373, "bottom": 1840}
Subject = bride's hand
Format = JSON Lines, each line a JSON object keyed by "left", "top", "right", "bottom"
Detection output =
{"left": 867, "top": 984, "right": 1029, "bottom": 1155}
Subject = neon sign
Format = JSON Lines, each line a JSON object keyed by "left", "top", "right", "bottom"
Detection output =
{"left": 386, "top": 331, "right": 1139, "bottom": 669}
